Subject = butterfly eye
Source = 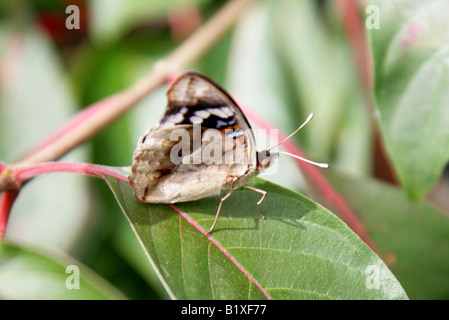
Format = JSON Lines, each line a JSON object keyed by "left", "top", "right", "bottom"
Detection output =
{"left": 261, "top": 157, "right": 271, "bottom": 168}
{"left": 257, "top": 150, "right": 272, "bottom": 168}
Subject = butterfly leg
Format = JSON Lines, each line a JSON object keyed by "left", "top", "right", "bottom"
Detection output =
{"left": 207, "top": 189, "right": 234, "bottom": 234}
{"left": 245, "top": 185, "right": 267, "bottom": 220}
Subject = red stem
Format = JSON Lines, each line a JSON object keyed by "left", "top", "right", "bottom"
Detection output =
{"left": 13, "top": 162, "right": 129, "bottom": 183}
{"left": 0, "top": 162, "right": 6, "bottom": 172}
{"left": 0, "top": 162, "right": 129, "bottom": 239}
{"left": 334, "top": 0, "right": 372, "bottom": 96}
{"left": 0, "top": 191, "right": 19, "bottom": 239}
{"left": 333, "top": 0, "right": 397, "bottom": 184}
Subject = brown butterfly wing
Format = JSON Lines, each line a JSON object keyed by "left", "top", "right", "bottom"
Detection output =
{"left": 129, "top": 72, "right": 257, "bottom": 203}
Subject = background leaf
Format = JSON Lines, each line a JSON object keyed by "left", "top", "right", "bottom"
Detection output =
{"left": 324, "top": 169, "right": 449, "bottom": 299}
{"left": 104, "top": 167, "right": 407, "bottom": 300}
{"left": 0, "top": 242, "right": 126, "bottom": 299}
{"left": 369, "top": 0, "right": 449, "bottom": 199}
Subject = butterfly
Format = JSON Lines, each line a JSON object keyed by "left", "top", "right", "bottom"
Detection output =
{"left": 129, "top": 71, "right": 327, "bottom": 233}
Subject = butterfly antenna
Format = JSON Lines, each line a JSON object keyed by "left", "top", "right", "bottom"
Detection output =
{"left": 277, "top": 151, "right": 329, "bottom": 168}
{"left": 269, "top": 113, "right": 314, "bottom": 151}
{"left": 268, "top": 112, "right": 328, "bottom": 168}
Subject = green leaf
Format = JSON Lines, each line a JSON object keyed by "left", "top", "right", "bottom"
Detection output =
{"left": 369, "top": 0, "right": 449, "bottom": 199}
{"left": 0, "top": 242, "right": 126, "bottom": 299}
{"left": 103, "top": 167, "right": 407, "bottom": 300}
{"left": 324, "top": 170, "right": 449, "bottom": 299}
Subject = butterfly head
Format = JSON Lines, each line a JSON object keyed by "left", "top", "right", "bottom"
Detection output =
{"left": 256, "top": 149, "right": 279, "bottom": 170}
